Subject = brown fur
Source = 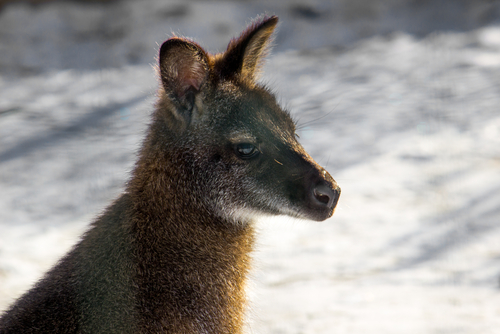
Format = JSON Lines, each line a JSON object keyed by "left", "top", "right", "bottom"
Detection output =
{"left": 0, "top": 15, "right": 340, "bottom": 333}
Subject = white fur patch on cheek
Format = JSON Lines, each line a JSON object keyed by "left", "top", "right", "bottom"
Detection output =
{"left": 222, "top": 206, "right": 274, "bottom": 224}
{"left": 207, "top": 167, "right": 309, "bottom": 224}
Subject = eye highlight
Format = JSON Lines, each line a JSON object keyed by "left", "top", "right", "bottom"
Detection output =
{"left": 235, "top": 143, "right": 260, "bottom": 159}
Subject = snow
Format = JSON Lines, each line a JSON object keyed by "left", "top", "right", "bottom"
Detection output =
{"left": 1, "top": 1, "right": 500, "bottom": 333}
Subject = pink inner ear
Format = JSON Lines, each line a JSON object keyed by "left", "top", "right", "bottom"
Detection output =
{"left": 176, "top": 60, "right": 206, "bottom": 97}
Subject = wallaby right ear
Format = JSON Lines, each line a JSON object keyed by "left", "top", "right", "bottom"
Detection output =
{"left": 159, "top": 38, "right": 209, "bottom": 124}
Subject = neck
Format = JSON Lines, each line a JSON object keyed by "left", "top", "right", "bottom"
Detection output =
{"left": 127, "top": 145, "right": 255, "bottom": 333}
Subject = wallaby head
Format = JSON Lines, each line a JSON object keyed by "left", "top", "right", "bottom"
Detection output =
{"left": 137, "top": 15, "right": 340, "bottom": 225}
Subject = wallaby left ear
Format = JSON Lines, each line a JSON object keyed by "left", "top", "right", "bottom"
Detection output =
{"left": 159, "top": 38, "right": 209, "bottom": 123}
{"left": 218, "top": 15, "right": 278, "bottom": 81}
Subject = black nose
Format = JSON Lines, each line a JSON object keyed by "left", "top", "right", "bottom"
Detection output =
{"left": 312, "top": 183, "right": 340, "bottom": 209}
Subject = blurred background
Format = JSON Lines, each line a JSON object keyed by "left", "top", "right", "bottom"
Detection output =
{"left": 1, "top": 0, "right": 500, "bottom": 333}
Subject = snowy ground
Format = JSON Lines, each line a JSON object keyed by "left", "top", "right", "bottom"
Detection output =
{"left": 1, "top": 1, "right": 500, "bottom": 333}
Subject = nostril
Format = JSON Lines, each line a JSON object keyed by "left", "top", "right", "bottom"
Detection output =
{"left": 312, "top": 184, "right": 340, "bottom": 209}
{"left": 313, "top": 188, "right": 331, "bottom": 205}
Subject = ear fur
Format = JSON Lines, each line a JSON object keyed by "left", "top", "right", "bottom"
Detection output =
{"left": 159, "top": 38, "right": 209, "bottom": 123}
{"left": 217, "top": 15, "right": 278, "bottom": 82}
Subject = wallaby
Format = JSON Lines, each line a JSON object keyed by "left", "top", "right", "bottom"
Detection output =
{"left": 0, "top": 15, "right": 340, "bottom": 333}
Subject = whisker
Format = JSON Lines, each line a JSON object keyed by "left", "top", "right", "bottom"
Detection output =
{"left": 296, "top": 101, "right": 341, "bottom": 130}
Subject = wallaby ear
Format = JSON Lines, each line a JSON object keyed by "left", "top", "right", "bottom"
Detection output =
{"left": 218, "top": 15, "right": 278, "bottom": 81}
{"left": 159, "top": 38, "right": 209, "bottom": 122}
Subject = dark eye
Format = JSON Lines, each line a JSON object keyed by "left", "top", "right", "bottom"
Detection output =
{"left": 235, "top": 143, "right": 260, "bottom": 159}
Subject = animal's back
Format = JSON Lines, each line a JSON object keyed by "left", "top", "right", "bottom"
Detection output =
{"left": 0, "top": 195, "right": 136, "bottom": 333}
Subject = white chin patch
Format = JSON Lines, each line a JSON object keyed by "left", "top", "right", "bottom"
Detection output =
{"left": 221, "top": 203, "right": 308, "bottom": 224}
{"left": 222, "top": 206, "right": 275, "bottom": 224}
